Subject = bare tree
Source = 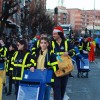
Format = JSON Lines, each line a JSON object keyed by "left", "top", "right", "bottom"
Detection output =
{"left": 28, "top": 0, "right": 54, "bottom": 36}
{"left": 0, "top": 0, "right": 19, "bottom": 36}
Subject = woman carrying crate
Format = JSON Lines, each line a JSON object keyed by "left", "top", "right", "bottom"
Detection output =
{"left": 10, "top": 39, "right": 35, "bottom": 98}
{"left": 30, "top": 37, "right": 59, "bottom": 100}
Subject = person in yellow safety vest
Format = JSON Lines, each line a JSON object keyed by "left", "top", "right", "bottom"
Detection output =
{"left": 0, "top": 39, "right": 7, "bottom": 93}
{"left": 31, "top": 32, "right": 47, "bottom": 57}
{"left": 0, "top": 39, "right": 7, "bottom": 70}
{"left": 30, "top": 37, "right": 58, "bottom": 100}
{"left": 79, "top": 35, "right": 91, "bottom": 78}
{"left": 79, "top": 35, "right": 91, "bottom": 54}
{"left": 6, "top": 43, "right": 17, "bottom": 96}
{"left": 10, "top": 39, "right": 36, "bottom": 98}
{"left": 50, "top": 26, "right": 73, "bottom": 100}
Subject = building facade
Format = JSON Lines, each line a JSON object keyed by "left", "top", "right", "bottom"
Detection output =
{"left": 67, "top": 9, "right": 82, "bottom": 32}
{"left": 47, "top": 6, "right": 69, "bottom": 25}
{"left": 67, "top": 8, "right": 100, "bottom": 34}
{"left": 82, "top": 10, "right": 100, "bottom": 30}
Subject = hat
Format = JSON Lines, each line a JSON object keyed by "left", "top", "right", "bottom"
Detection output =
{"left": 53, "top": 26, "right": 64, "bottom": 34}
{"left": 88, "top": 37, "right": 93, "bottom": 42}
{"left": 35, "top": 35, "right": 40, "bottom": 40}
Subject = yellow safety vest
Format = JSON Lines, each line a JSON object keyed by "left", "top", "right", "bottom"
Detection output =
{"left": 51, "top": 40, "right": 68, "bottom": 55}
{"left": 10, "top": 51, "right": 33, "bottom": 80}
{"left": 79, "top": 42, "right": 91, "bottom": 51}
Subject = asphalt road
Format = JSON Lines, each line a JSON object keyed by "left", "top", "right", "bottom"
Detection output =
{"left": 2, "top": 58, "right": 100, "bottom": 100}
{"left": 66, "top": 58, "right": 100, "bottom": 100}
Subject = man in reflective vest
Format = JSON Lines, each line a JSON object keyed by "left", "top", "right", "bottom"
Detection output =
{"left": 51, "top": 26, "right": 70, "bottom": 100}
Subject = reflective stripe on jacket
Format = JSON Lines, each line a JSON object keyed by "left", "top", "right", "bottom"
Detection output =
{"left": 10, "top": 51, "right": 35, "bottom": 80}
{"left": 51, "top": 40, "right": 68, "bottom": 55}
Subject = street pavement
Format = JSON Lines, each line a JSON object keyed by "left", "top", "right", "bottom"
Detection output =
{"left": 2, "top": 58, "right": 100, "bottom": 100}
{"left": 66, "top": 58, "right": 100, "bottom": 100}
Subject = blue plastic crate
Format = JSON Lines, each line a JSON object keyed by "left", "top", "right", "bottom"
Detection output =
{"left": 17, "top": 69, "right": 53, "bottom": 100}
{"left": 22, "top": 69, "right": 53, "bottom": 83}
{"left": 17, "top": 84, "right": 40, "bottom": 100}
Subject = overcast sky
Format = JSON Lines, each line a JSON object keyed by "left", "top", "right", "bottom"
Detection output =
{"left": 46, "top": 0, "right": 100, "bottom": 10}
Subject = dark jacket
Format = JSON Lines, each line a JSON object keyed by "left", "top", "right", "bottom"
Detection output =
{"left": 6, "top": 50, "right": 16, "bottom": 75}
{"left": 0, "top": 46, "right": 7, "bottom": 63}
{"left": 51, "top": 39, "right": 74, "bottom": 57}
{"left": 35, "top": 48, "right": 58, "bottom": 71}
{"left": 10, "top": 50, "right": 35, "bottom": 80}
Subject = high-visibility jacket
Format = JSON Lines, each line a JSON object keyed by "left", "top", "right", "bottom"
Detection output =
{"left": 5, "top": 50, "right": 16, "bottom": 74}
{"left": 68, "top": 40, "right": 76, "bottom": 57}
{"left": 50, "top": 40, "right": 68, "bottom": 55}
{"left": 0, "top": 46, "right": 7, "bottom": 63}
{"left": 79, "top": 41, "right": 91, "bottom": 52}
{"left": 35, "top": 49, "right": 58, "bottom": 82}
{"left": 4, "top": 59, "right": 9, "bottom": 72}
{"left": 70, "top": 46, "right": 83, "bottom": 63}
{"left": 10, "top": 51, "right": 35, "bottom": 80}
{"left": 31, "top": 40, "right": 40, "bottom": 56}
{"left": 0, "top": 46, "right": 7, "bottom": 71}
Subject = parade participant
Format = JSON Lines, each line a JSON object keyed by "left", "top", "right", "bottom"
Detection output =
{"left": 28, "top": 35, "right": 40, "bottom": 51}
{"left": 0, "top": 39, "right": 7, "bottom": 69}
{"left": 71, "top": 39, "right": 84, "bottom": 78}
{"left": 30, "top": 37, "right": 58, "bottom": 100}
{"left": 88, "top": 38, "right": 96, "bottom": 62}
{"left": 0, "top": 39, "right": 7, "bottom": 93}
{"left": 67, "top": 35, "right": 76, "bottom": 78}
{"left": 79, "top": 35, "right": 91, "bottom": 78}
{"left": 6, "top": 43, "right": 17, "bottom": 96}
{"left": 10, "top": 39, "right": 35, "bottom": 98}
{"left": 31, "top": 32, "right": 47, "bottom": 56}
{"left": 51, "top": 26, "right": 72, "bottom": 100}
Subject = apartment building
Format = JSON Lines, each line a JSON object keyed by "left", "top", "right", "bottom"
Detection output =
{"left": 82, "top": 10, "right": 100, "bottom": 30}
{"left": 67, "top": 8, "right": 100, "bottom": 34}
{"left": 67, "top": 9, "right": 82, "bottom": 32}
{"left": 47, "top": 6, "right": 69, "bottom": 25}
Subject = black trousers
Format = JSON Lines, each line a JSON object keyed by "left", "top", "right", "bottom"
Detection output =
{"left": 8, "top": 75, "right": 12, "bottom": 93}
{"left": 53, "top": 75, "right": 69, "bottom": 100}
{"left": 14, "top": 80, "right": 19, "bottom": 99}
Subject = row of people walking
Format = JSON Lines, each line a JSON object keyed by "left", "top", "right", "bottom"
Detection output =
{"left": 0, "top": 26, "right": 92, "bottom": 100}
